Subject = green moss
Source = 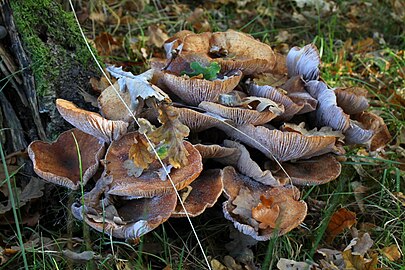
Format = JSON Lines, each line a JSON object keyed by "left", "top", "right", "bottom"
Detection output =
{"left": 10, "top": 0, "right": 98, "bottom": 96}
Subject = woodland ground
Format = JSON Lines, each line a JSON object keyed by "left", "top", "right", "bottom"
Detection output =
{"left": 1, "top": 0, "right": 404, "bottom": 269}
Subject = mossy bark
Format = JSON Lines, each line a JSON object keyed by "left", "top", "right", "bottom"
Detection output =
{"left": 7, "top": 0, "right": 100, "bottom": 139}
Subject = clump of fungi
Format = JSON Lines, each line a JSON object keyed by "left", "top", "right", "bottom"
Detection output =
{"left": 28, "top": 30, "right": 391, "bottom": 241}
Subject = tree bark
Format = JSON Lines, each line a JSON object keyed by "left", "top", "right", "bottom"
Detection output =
{"left": 0, "top": 0, "right": 100, "bottom": 154}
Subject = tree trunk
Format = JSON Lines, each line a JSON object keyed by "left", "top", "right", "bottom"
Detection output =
{"left": 0, "top": 0, "right": 100, "bottom": 154}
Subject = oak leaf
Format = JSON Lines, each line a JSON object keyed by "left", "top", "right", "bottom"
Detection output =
{"left": 149, "top": 104, "right": 190, "bottom": 168}
{"left": 326, "top": 208, "right": 357, "bottom": 243}
{"left": 128, "top": 133, "right": 155, "bottom": 170}
{"left": 252, "top": 195, "right": 280, "bottom": 229}
{"left": 342, "top": 249, "right": 378, "bottom": 270}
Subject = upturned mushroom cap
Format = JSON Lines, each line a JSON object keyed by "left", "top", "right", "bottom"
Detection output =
{"left": 352, "top": 111, "right": 391, "bottom": 150}
{"left": 28, "top": 129, "right": 105, "bottom": 190}
{"left": 344, "top": 120, "right": 374, "bottom": 145}
{"left": 72, "top": 176, "right": 177, "bottom": 240}
{"left": 221, "top": 124, "right": 341, "bottom": 162}
{"left": 217, "top": 140, "right": 285, "bottom": 186}
{"left": 210, "top": 30, "right": 277, "bottom": 75}
{"left": 281, "top": 75, "right": 318, "bottom": 114}
{"left": 306, "top": 81, "right": 350, "bottom": 132}
{"left": 174, "top": 106, "right": 233, "bottom": 132}
{"left": 97, "top": 82, "right": 134, "bottom": 121}
{"left": 161, "top": 69, "right": 242, "bottom": 106}
{"left": 272, "top": 154, "right": 342, "bottom": 185}
{"left": 105, "top": 132, "right": 203, "bottom": 197}
{"left": 334, "top": 87, "right": 369, "bottom": 115}
{"left": 194, "top": 144, "right": 240, "bottom": 159}
{"left": 248, "top": 82, "right": 304, "bottom": 121}
{"left": 56, "top": 99, "right": 129, "bottom": 143}
{"left": 286, "top": 44, "right": 320, "bottom": 81}
{"left": 198, "top": 101, "right": 280, "bottom": 126}
{"left": 172, "top": 169, "right": 223, "bottom": 217}
{"left": 222, "top": 166, "right": 307, "bottom": 241}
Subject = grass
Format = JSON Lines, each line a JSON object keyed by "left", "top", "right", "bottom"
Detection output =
{"left": 1, "top": 0, "right": 404, "bottom": 269}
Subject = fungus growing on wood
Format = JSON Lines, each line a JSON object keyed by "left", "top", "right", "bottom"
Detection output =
{"left": 28, "top": 129, "right": 105, "bottom": 189}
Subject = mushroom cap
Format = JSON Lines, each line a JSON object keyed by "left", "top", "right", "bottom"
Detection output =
{"left": 335, "top": 87, "right": 369, "bottom": 115}
{"left": 105, "top": 132, "right": 203, "bottom": 197}
{"left": 198, "top": 101, "right": 280, "bottom": 126}
{"left": 273, "top": 154, "right": 342, "bottom": 185}
{"left": 248, "top": 82, "right": 304, "bottom": 121}
{"left": 28, "top": 129, "right": 105, "bottom": 190}
{"left": 175, "top": 106, "right": 233, "bottom": 132}
{"left": 97, "top": 82, "right": 134, "bottom": 121}
{"left": 72, "top": 177, "right": 177, "bottom": 240}
{"left": 286, "top": 44, "right": 320, "bottom": 81}
{"left": 344, "top": 120, "right": 374, "bottom": 145}
{"left": 210, "top": 30, "right": 277, "bottom": 75}
{"left": 222, "top": 166, "right": 307, "bottom": 241}
{"left": 56, "top": 99, "right": 128, "bottom": 143}
{"left": 194, "top": 143, "right": 240, "bottom": 159}
{"left": 222, "top": 124, "right": 340, "bottom": 162}
{"left": 161, "top": 70, "right": 242, "bottom": 106}
{"left": 306, "top": 81, "right": 350, "bottom": 132}
{"left": 217, "top": 140, "right": 285, "bottom": 186}
{"left": 172, "top": 169, "right": 223, "bottom": 217}
{"left": 281, "top": 75, "right": 318, "bottom": 114}
{"left": 352, "top": 111, "right": 391, "bottom": 150}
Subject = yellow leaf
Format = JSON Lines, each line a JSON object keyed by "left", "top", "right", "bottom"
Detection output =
{"left": 381, "top": 244, "right": 401, "bottom": 262}
{"left": 128, "top": 133, "right": 155, "bottom": 169}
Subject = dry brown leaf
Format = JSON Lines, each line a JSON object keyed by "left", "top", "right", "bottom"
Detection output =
{"left": 326, "top": 208, "right": 357, "bottom": 243}
{"left": 148, "top": 25, "right": 170, "bottom": 48}
{"left": 351, "top": 181, "right": 368, "bottom": 213}
{"left": 128, "top": 133, "right": 155, "bottom": 170}
{"left": 381, "top": 244, "right": 401, "bottom": 262}
{"left": 393, "top": 192, "right": 405, "bottom": 207}
{"left": 342, "top": 249, "right": 378, "bottom": 270}
{"left": 94, "top": 32, "right": 120, "bottom": 56}
{"left": 252, "top": 195, "right": 280, "bottom": 229}
{"left": 232, "top": 187, "right": 258, "bottom": 218}
{"left": 149, "top": 104, "right": 190, "bottom": 168}
{"left": 345, "top": 232, "right": 374, "bottom": 256}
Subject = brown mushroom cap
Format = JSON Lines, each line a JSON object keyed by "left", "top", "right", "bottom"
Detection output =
{"left": 194, "top": 144, "right": 240, "bottom": 159}
{"left": 248, "top": 82, "right": 304, "bottom": 121}
{"left": 222, "top": 166, "right": 307, "bottom": 241}
{"left": 97, "top": 82, "right": 134, "bottom": 121}
{"left": 56, "top": 99, "right": 128, "bottom": 143}
{"left": 72, "top": 177, "right": 177, "bottom": 240}
{"left": 222, "top": 124, "right": 340, "bottom": 162}
{"left": 198, "top": 101, "right": 280, "bottom": 126}
{"left": 172, "top": 169, "right": 223, "bottom": 217}
{"left": 272, "top": 154, "right": 342, "bottom": 185}
{"left": 28, "top": 129, "right": 105, "bottom": 190}
{"left": 161, "top": 70, "right": 242, "bottom": 106}
{"left": 352, "top": 111, "right": 391, "bottom": 150}
{"left": 105, "top": 132, "right": 203, "bottom": 197}
{"left": 210, "top": 30, "right": 277, "bottom": 75}
{"left": 175, "top": 106, "right": 233, "bottom": 132}
{"left": 335, "top": 87, "right": 369, "bottom": 115}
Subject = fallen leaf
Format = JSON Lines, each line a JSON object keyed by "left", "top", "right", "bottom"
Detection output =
{"left": 210, "top": 258, "right": 227, "bottom": 270}
{"left": 148, "top": 25, "right": 170, "bottom": 48}
{"left": 381, "top": 244, "right": 401, "bottom": 262}
{"left": 94, "top": 32, "right": 120, "bottom": 56}
{"left": 240, "top": 96, "right": 285, "bottom": 114}
{"left": 342, "top": 249, "right": 378, "bottom": 270}
{"left": 393, "top": 192, "right": 405, "bottom": 207}
{"left": 251, "top": 195, "right": 280, "bottom": 229}
{"left": 344, "top": 233, "right": 374, "bottom": 256}
{"left": 277, "top": 258, "right": 318, "bottom": 270}
{"left": 326, "top": 208, "right": 357, "bottom": 243}
{"left": 107, "top": 66, "right": 169, "bottom": 110}
{"left": 128, "top": 133, "right": 155, "bottom": 171}
{"left": 351, "top": 181, "right": 368, "bottom": 213}
{"left": 148, "top": 104, "right": 190, "bottom": 168}
{"left": 62, "top": 250, "right": 95, "bottom": 262}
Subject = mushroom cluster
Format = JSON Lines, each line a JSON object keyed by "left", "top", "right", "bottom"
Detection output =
{"left": 28, "top": 30, "right": 390, "bottom": 241}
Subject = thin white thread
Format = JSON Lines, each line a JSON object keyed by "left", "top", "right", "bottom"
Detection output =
{"left": 68, "top": 2, "right": 212, "bottom": 269}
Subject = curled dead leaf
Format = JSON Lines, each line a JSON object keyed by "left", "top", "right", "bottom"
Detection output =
{"left": 326, "top": 208, "right": 357, "bottom": 243}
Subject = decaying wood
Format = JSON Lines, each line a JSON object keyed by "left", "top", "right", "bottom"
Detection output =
{"left": 1, "top": 0, "right": 47, "bottom": 140}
